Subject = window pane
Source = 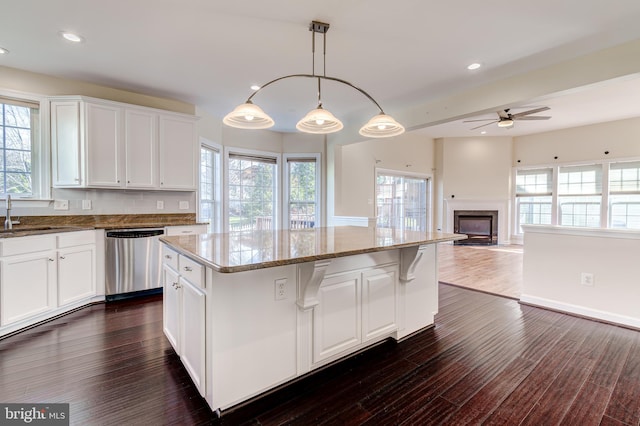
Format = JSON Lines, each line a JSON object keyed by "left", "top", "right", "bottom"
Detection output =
{"left": 288, "top": 159, "right": 317, "bottom": 229}
{"left": 0, "top": 102, "right": 35, "bottom": 196}
{"left": 516, "top": 168, "right": 552, "bottom": 195}
{"left": 610, "top": 194, "right": 640, "bottom": 229}
{"left": 516, "top": 195, "right": 552, "bottom": 233}
{"left": 228, "top": 154, "right": 277, "bottom": 231}
{"left": 199, "top": 145, "right": 220, "bottom": 232}
{"left": 558, "top": 195, "right": 601, "bottom": 227}
{"left": 376, "top": 174, "right": 429, "bottom": 231}
{"left": 558, "top": 164, "right": 602, "bottom": 195}
{"left": 610, "top": 161, "right": 640, "bottom": 193}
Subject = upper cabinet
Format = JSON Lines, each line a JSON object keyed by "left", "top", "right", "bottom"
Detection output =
{"left": 51, "top": 96, "right": 198, "bottom": 191}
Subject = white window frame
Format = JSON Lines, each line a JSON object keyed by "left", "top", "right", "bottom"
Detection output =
{"left": 283, "top": 153, "right": 322, "bottom": 229}
{"left": 374, "top": 168, "right": 432, "bottom": 232}
{"left": 0, "top": 89, "right": 50, "bottom": 203}
{"left": 198, "top": 137, "right": 222, "bottom": 233}
{"left": 223, "top": 146, "right": 281, "bottom": 232}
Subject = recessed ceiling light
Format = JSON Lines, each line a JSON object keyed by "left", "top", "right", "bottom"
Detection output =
{"left": 467, "top": 62, "right": 482, "bottom": 70}
{"left": 0, "top": 47, "right": 8, "bottom": 55}
{"left": 481, "top": 131, "right": 487, "bottom": 134}
{"left": 250, "top": 85, "right": 260, "bottom": 91}
{"left": 59, "top": 31, "right": 84, "bottom": 43}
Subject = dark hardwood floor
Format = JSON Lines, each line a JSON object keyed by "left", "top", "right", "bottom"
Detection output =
{"left": 2, "top": 285, "right": 640, "bottom": 425}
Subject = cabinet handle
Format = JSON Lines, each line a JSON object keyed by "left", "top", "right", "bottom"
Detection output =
{"left": 165, "top": 254, "right": 172, "bottom": 259}
{"left": 59, "top": 256, "right": 66, "bottom": 260}
{"left": 48, "top": 258, "right": 55, "bottom": 262}
{"left": 183, "top": 266, "right": 193, "bottom": 272}
{"left": 172, "top": 282, "right": 178, "bottom": 288}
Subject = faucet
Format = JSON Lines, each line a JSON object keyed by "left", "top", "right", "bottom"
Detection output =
{"left": 5, "top": 194, "right": 14, "bottom": 230}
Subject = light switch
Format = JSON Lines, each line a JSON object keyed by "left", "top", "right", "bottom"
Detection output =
{"left": 179, "top": 201, "right": 189, "bottom": 210}
{"left": 53, "top": 200, "right": 69, "bottom": 210}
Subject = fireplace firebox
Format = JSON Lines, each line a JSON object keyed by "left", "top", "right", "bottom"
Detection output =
{"left": 453, "top": 210, "right": 498, "bottom": 245}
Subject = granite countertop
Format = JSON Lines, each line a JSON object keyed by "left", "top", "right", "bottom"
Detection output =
{"left": 161, "top": 226, "right": 466, "bottom": 273}
{"left": 0, "top": 214, "right": 203, "bottom": 238}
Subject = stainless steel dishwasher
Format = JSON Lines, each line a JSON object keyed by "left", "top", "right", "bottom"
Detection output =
{"left": 105, "top": 228, "right": 164, "bottom": 300}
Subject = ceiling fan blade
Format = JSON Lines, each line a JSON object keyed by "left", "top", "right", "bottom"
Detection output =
{"left": 463, "top": 118, "right": 497, "bottom": 123}
{"left": 470, "top": 121, "right": 498, "bottom": 130}
{"left": 514, "top": 116, "right": 551, "bottom": 121}
{"left": 511, "top": 106, "right": 550, "bottom": 118}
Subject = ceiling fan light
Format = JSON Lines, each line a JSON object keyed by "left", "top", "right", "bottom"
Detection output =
{"left": 296, "top": 107, "right": 344, "bottom": 134}
{"left": 223, "top": 102, "right": 274, "bottom": 129}
{"left": 497, "top": 119, "right": 514, "bottom": 128}
{"left": 359, "top": 114, "right": 405, "bottom": 138}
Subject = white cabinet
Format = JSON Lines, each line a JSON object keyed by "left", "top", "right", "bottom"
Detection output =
{"left": 164, "top": 224, "right": 208, "bottom": 236}
{"left": 1, "top": 250, "right": 57, "bottom": 325}
{"left": 162, "top": 248, "right": 206, "bottom": 396}
{"left": 312, "top": 265, "right": 398, "bottom": 365}
{"left": 51, "top": 96, "right": 197, "bottom": 191}
{"left": 58, "top": 245, "right": 96, "bottom": 306}
{"left": 85, "top": 102, "right": 122, "bottom": 187}
{"left": 159, "top": 115, "right": 198, "bottom": 190}
{"left": 0, "top": 231, "right": 98, "bottom": 335}
{"left": 125, "top": 109, "right": 157, "bottom": 188}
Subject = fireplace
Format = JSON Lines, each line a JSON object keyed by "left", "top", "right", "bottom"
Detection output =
{"left": 453, "top": 210, "right": 498, "bottom": 245}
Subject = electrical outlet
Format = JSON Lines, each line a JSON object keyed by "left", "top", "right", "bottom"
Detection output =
{"left": 53, "top": 200, "right": 69, "bottom": 210}
{"left": 179, "top": 201, "right": 189, "bottom": 210}
{"left": 82, "top": 199, "right": 92, "bottom": 210}
{"left": 581, "top": 272, "right": 594, "bottom": 286}
{"left": 157, "top": 200, "right": 164, "bottom": 210}
{"left": 275, "top": 278, "right": 287, "bottom": 300}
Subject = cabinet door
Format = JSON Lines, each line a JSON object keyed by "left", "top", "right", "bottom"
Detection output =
{"left": 163, "top": 265, "right": 181, "bottom": 352}
{"left": 313, "top": 272, "right": 361, "bottom": 363}
{"left": 362, "top": 266, "right": 398, "bottom": 342}
{"left": 58, "top": 246, "right": 96, "bottom": 306}
{"left": 180, "top": 277, "right": 206, "bottom": 396}
{"left": 85, "top": 102, "right": 122, "bottom": 187}
{"left": 159, "top": 115, "right": 197, "bottom": 190}
{"left": 1, "top": 251, "right": 57, "bottom": 325}
{"left": 51, "top": 101, "right": 82, "bottom": 187}
{"left": 125, "top": 109, "right": 157, "bottom": 188}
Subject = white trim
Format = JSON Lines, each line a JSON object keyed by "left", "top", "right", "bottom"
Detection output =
{"left": 522, "top": 224, "right": 640, "bottom": 240}
{"left": 520, "top": 294, "right": 640, "bottom": 329}
{"left": 330, "top": 216, "right": 372, "bottom": 227}
{"left": 198, "top": 137, "right": 222, "bottom": 233}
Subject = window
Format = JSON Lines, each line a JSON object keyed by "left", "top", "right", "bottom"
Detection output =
{"left": 199, "top": 142, "right": 221, "bottom": 233}
{"left": 0, "top": 97, "right": 40, "bottom": 197}
{"left": 285, "top": 155, "right": 320, "bottom": 229}
{"left": 558, "top": 164, "right": 602, "bottom": 227}
{"left": 376, "top": 173, "right": 429, "bottom": 231}
{"left": 515, "top": 168, "right": 552, "bottom": 232}
{"left": 609, "top": 161, "right": 640, "bottom": 229}
{"left": 227, "top": 152, "right": 277, "bottom": 231}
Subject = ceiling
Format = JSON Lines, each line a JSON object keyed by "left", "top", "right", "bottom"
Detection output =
{"left": 2, "top": 1, "right": 640, "bottom": 137}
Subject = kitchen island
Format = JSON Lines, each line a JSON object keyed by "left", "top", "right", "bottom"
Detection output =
{"left": 160, "top": 226, "right": 464, "bottom": 414}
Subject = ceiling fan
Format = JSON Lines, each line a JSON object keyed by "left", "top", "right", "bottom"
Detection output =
{"left": 464, "top": 107, "right": 551, "bottom": 130}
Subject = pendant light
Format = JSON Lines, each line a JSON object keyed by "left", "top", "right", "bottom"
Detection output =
{"left": 223, "top": 21, "right": 405, "bottom": 138}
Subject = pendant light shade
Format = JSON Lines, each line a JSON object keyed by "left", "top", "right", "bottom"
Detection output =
{"left": 223, "top": 21, "right": 405, "bottom": 138}
{"left": 223, "top": 101, "right": 274, "bottom": 129}
{"left": 359, "top": 114, "right": 405, "bottom": 138}
{"left": 296, "top": 107, "right": 344, "bottom": 134}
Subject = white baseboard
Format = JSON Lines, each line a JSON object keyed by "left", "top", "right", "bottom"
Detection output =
{"left": 520, "top": 294, "right": 640, "bottom": 329}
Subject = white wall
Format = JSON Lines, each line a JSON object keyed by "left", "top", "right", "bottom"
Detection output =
{"left": 332, "top": 133, "right": 435, "bottom": 219}
{"left": 514, "top": 116, "right": 640, "bottom": 165}
{"left": 522, "top": 225, "right": 640, "bottom": 328}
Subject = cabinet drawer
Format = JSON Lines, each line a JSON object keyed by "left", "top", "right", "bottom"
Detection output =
{"left": 162, "top": 245, "right": 179, "bottom": 270}
{"left": 178, "top": 255, "right": 204, "bottom": 289}
{"left": 57, "top": 230, "right": 96, "bottom": 248}
{"left": 164, "top": 225, "right": 208, "bottom": 236}
{"left": 0, "top": 235, "right": 56, "bottom": 257}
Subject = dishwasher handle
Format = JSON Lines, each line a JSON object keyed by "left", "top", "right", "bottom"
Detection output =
{"left": 105, "top": 229, "right": 164, "bottom": 238}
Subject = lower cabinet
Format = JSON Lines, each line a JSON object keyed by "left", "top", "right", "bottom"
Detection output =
{"left": 162, "top": 250, "right": 206, "bottom": 396}
{"left": 313, "top": 264, "right": 398, "bottom": 365}
{"left": 1, "top": 251, "right": 57, "bottom": 325}
{"left": 0, "top": 231, "right": 98, "bottom": 336}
